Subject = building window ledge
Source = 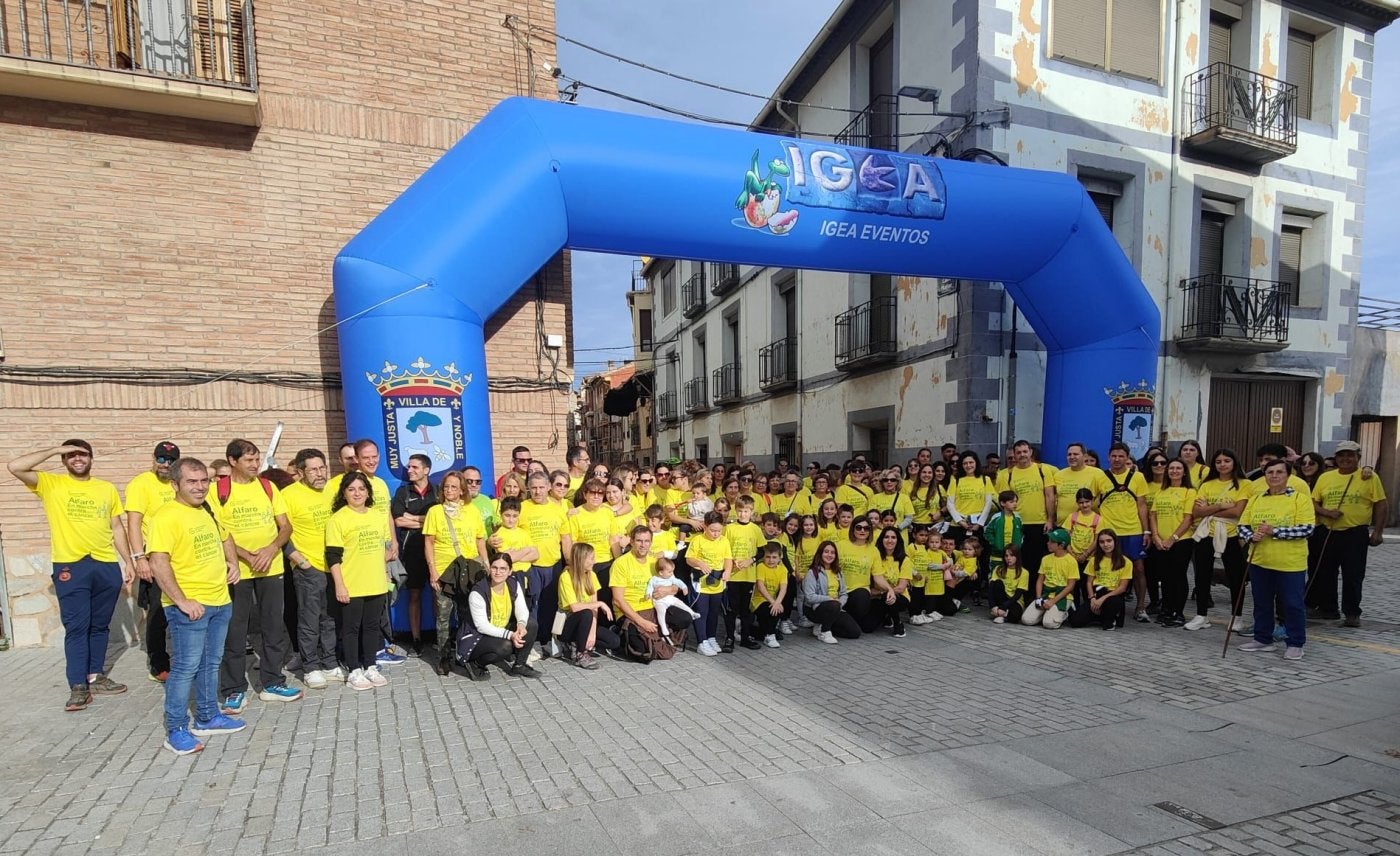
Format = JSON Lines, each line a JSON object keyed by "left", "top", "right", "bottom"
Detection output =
{"left": 0, "top": 55, "right": 260, "bottom": 124}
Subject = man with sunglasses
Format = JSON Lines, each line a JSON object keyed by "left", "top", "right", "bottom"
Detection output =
{"left": 462, "top": 466, "right": 498, "bottom": 533}
{"left": 495, "top": 445, "right": 532, "bottom": 496}
{"left": 125, "top": 441, "right": 182, "bottom": 683}
{"left": 995, "top": 440, "right": 1058, "bottom": 584}
{"left": 8, "top": 440, "right": 135, "bottom": 711}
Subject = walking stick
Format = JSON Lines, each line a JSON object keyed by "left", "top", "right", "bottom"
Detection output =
{"left": 1221, "top": 540, "right": 1258, "bottom": 658}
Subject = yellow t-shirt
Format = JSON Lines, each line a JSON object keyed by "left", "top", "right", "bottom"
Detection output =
{"left": 208, "top": 478, "right": 287, "bottom": 579}
{"left": 906, "top": 543, "right": 932, "bottom": 589}
{"left": 954, "top": 554, "right": 979, "bottom": 581}
{"left": 874, "top": 555, "right": 912, "bottom": 589}
{"left": 689, "top": 534, "right": 733, "bottom": 594}
{"left": 609, "top": 550, "right": 656, "bottom": 612}
{"left": 751, "top": 562, "right": 788, "bottom": 610}
{"left": 769, "top": 491, "right": 811, "bottom": 518}
{"left": 1053, "top": 466, "right": 1112, "bottom": 528}
{"left": 557, "top": 569, "right": 602, "bottom": 610}
{"left": 910, "top": 486, "right": 945, "bottom": 524}
{"left": 326, "top": 473, "right": 393, "bottom": 520}
{"left": 519, "top": 499, "right": 566, "bottom": 566}
{"left": 324, "top": 506, "right": 391, "bottom": 597}
{"left": 921, "top": 548, "right": 948, "bottom": 595}
{"left": 610, "top": 505, "right": 643, "bottom": 541}
{"left": 950, "top": 475, "right": 994, "bottom": 519}
{"left": 1248, "top": 473, "right": 1311, "bottom": 498}
{"left": 834, "top": 483, "right": 874, "bottom": 517}
{"left": 1150, "top": 486, "right": 1197, "bottom": 541}
{"left": 838, "top": 541, "right": 879, "bottom": 591}
{"left": 567, "top": 474, "right": 585, "bottom": 503}
{"left": 489, "top": 585, "right": 512, "bottom": 628}
{"left": 1066, "top": 511, "right": 1102, "bottom": 559}
{"left": 996, "top": 464, "right": 1058, "bottom": 525}
{"left": 422, "top": 503, "right": 486, "bottom": 575}
{"left": 740, "top": 493, "right": 772, "bottom": 516}
{"left": 1187, "top": 462, "right": 1210, "bottom": 486}
{"left": 724, "top": 521, "right": 764, "bottom": 583}
{"left": 991, "top": 566, "right": 1029, "bottom": 597}
{"left": 872, "top": 491, "right": 915, "bottom": 522}
{"left": 1098, "top": 468, "right": 1148, "bottom": 536}
{"left": 1240, "top": 489, "right": 1315, "bottom": 572}
{"left": 281, "top": 482, "right": 333, "bottom": 570}
{"left": 1312, "top": 470, "right": 1386, "bottom": 531}
{"left": 31, "top": 472, "right": 123, "bottom": 563}
{"left": 649, "top": 528, "right": 678, "bottom": 557}
{"left": 1086, "top": 555, "right": 1133, "bottom": 590}
{"left": 1195, "top": 478, "right": 1248, "bottom": 537}
{"left": 494, "top": 524, "right": 535, "bottom": 572}
{"left": 566, "top": 505, "right": 616, "bottom": 558}
{"left": 124, "top": 470, "right": 176, "bottom": 540}
{"left": 146, "top": 501, "right": 231, "bottom": 607}
{"left": 1039, "top": 551, "right": 1080, "bottom": 602}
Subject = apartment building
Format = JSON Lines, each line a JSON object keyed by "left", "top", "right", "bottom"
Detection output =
{"left": 646, "top": 0, "right": 1394, "bottom": 470}
{"left": 0, "top": 1, "right": 572, "bottom": 646}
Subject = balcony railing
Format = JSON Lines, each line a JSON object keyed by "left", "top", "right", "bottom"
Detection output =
{"left": 759, "top": 337, "right": 797, "bottom": 392}
{"left": 708, "top": 262, "right": 740, "bottom": 297}
{"left": 682, "top": 271, "right": 706, "bottom": 318}
{"left": 0, "top": 0, "right": 256, "bottom": 87}
{"left": 834, "top": 93, "right": 898, "bottom": 151}
{"left": 835, "top": 296, "right": 898, "bottom": 370}
{"left": 712, "top": 362, "right": 740, "bottom": 405}
{"left": 656, "top": 391, "right": 677, "bottom": 423}
{"left": 683, "top": 376, "right": 710, "bottom": 414}
{"left": 1182, "top": 63, "right": 1297, "bottom": 165}
{"left": 1177, "top": 274, "right": 1289, "bottom": 353}
{"left": 1358, "top": 295, "right": 1400, "bottom": 331}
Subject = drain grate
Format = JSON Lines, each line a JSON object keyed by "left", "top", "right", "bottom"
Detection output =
{"left": 1155, "top": 801, "right": 1226, "bottom": 830}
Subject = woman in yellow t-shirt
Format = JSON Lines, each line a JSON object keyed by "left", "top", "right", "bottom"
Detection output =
{"left": 325, "top": 472, "right": 392, "bottom": 690}
{"left": 910, "top": 464, "right": 947, "bottom": 527}
{"left": 555, "top": 543, "right": 616, "bottom": 669}
{"left": 461, "top": 555, "right": 539, "bottom": 680}
{"left": 871, "top": 526, "right": 912, "bottom": 636}
{"left": 605, "top": 479, "right": 639, "bottom": 556}
{"left": 947, "top": 453, "right": 994, "bottom": 546}
{"left": 1238, "top": 459, "right": 1316, "bottom": 658}
{"left": 1178, "top": 439, "right": 1211, "bottom": 488}
{"left": 1069, "top": 530, "right": 1132, "bottom": 630}
{"left": 1149, "top": 459, "right": 1198, "bottom": 628}
{"left": 838, "top": 518, "right": 880, "bottom": 632}
{"left": 1188, "top": 449, "right": 1249, "bottom": 632}
{"left": 686, "top": 512, "right": 734, "bottom": 655}
{"left": 800, "top": 540, "right": 861, "bottom": 642}
{"left": 564, "top": 477, "right": 617, "bottom": 589}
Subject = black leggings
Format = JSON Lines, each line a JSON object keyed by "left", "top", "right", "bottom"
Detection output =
{"left": 470, "top": 619, "right": 539, "bottom": 669}
{"left": 1069, "top": 591, "right": 1124, "bottom": 628}
{"left": 1193, "top": 537, "right": 1246, "bottom": 615}
{"left": 752, "top": 600, "right": 784, "bottom": 637}
{"left": 1158, "top": 540, "right": 1195, "bottom": 616}
{"left": 871, "top": 592, "right": 910, "bottom": 628}
{"left": 559, "top": 608, "right": 620, "bottom": 653}
{"left": 844, "top": 588, "right": 878, "bottom": 632}
{"left": 340, "top": 593, "right": 386, "bottom": 671}
{"left": 988, "top": 585, "right": 1025, "bottom": 622}
{"left": 805, "top": 601, "right": 862, "bottom": 638}
{"left": 726, "top": 582, "right": 755, "bottom": 642}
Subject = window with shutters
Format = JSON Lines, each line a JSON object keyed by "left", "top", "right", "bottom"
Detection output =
{"left": 1278, "top": 226, "right": 1303, "bottom": 306}
{"left": 192, "top": 0, "right": 252, "bottom": 86}
{"left": 1208, "top": 12, "right": 1235, "bottom": 68}
{"left": 660, "top": 264, "right": 677, "bottom": 317}
{"left": 1048, "top": 0, "right": 1164, "bottom": 82}
{"left": 1285, "top": 29, "right": 1315, "bottom": 121}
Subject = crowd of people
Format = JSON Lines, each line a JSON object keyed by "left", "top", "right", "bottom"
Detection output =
{"left": 7, "top": 433, "right": 1388, "bottom": 756}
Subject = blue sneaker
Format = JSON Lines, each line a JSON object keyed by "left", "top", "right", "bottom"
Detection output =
{"left": 164, "top": 728, "right": 204, "bottom": 756}
{"left": 375, "top": 648, "right": 407, "bottom": 666}
{"left": 191, "top": 714, "right": 247, "bottom": 737}
{"left": 219, "top": 691, "right": 247, "bottom": 715}
{"left": 257, "top": 683, "right": 304, "bottom": 703}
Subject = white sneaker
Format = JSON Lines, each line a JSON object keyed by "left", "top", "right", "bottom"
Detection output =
{"left": 347, "top": 668, "right": 373, "bottom": 691}
{"left": 795, "top": 616, "right": 814, "bottom": 628}
{"left": 992, "top": 616, "right": 1005, "bottom": 624}
{"left": 817, "top": 630, "right": 838, "bottom": 644}
{"left": 1231, "top": 617, "right": 1251, "bottom": 633}
{"left": 1184, "top": 615, "right": 1211, "bottom": 631}
{"left": 324, "top": 666, "right": 346, "bottom": 681}
{"left": 909, "top": 614, "right": 929, "bottom": 626}
{"left": 303, "top": 670, "right": 327, "bottom": 690}
{"left": 1284, "top": 646, "right": 1304, "bottom": 661}
{"left": 1238, "top": 640, "right": 1276, "bottom": 653}
{"left": 779, "top": 621, "right": 795, "bottom": 635}
{"left": 698, "top": 640, "right": 718, "bottom": 657}
{"left": 365, "top": 665, "right": 388, "bottom": 688}
{"left": 764, "top": 635, "right": 780, "bottom": 649}
{"left": 526, "top": 647, "right": 543, "bottom": 666}
{"left": 929, "top": 612, "right": 943, "bottom": 621}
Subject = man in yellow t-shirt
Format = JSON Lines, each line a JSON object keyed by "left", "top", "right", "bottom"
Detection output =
{"left": 1311, "top": 441, "right": 1389, "bottom": 626}
{"left": 1052, "top": 443, "right": 1112, "bottom": 528}
{"left": 520, "top": 472, "right": 569, "bottom": 650}
{"left": 126, "top": 440, "right": 181, "bottom": 683}
{"left": 282, "top": 449, "right": 339, "bottom": 687}
{"left": 996, "top": 440, "right": 1059, "bottom": 577}
{"left": 147, "top": 456, "right": 242, "bottom": 754}
{"left": 8, "top": 439, "right": 134, "bottom": 711}
{"left": 209, "top": 439, "right": 300, "bottom": 713}
{"left": 1099, "top": 443, "right": 1150, "bottom": 621}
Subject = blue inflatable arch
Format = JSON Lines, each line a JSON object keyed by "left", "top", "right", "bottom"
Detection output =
{"left": 335, "top": 97, "right": 1158, "bottom": 486}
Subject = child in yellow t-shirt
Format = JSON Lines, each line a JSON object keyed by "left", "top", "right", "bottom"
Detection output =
{"left": 989, "top": 545, "right": 1030, "bottom": 624}
{"left": 948, "top": 538, "right": 980, "bottom": 612}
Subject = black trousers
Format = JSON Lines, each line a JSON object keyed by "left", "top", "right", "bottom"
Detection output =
{"left": 220, "top": 574, "right": 291, "bottom": 696}
{"left": 1158, "top": 541, "right": 1194, "bottom": 616}
{"left": 871, "top": 592, "right": 910, "bottom": 629}
{"left": 752, "top": 600, "right": 784, "bottom": 637}
{"left": 989, "top": 585, "right": 1025, "bottom": 622}
{"left": 471, "top": 620, "right": 539, "bottom": 668}
{"left": 560, "top": 608, "right": 620, "bottom": 653}
{"left": 340, "top": 593, "right": 387, "bottom": 671}
{"left": 1021, "top": 526, "right": 1049, "bottom": 592}
{"left": 1193, "top": 537, "right": 1246, "bottom": 616}
{"left": 1314, "top": 527, "right": 1371, "bottom": 618}
{"left": 805, "top": 600, "right": 861, "bottom": 638}
{"left": 844, "top": 588, "right": 879, "bottom": 633}
{"left": 1069, "top": 591, "right": 1124, "bottom": 629}
{"left": 139, "top": 580, "right": 170, "bottom": 675}
{"left": 726, "top": 582, "right": 755, "bottom": 642}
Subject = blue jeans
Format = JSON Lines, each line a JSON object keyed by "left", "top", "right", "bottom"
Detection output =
{"left": 1249, "top": 565, "right": 1305, "bottom": 648}
{"left": 52, "top": 557, "right": 123, "bottom": 686}
{"left": 164, "top": 603, "right": 232, "bottom": 732}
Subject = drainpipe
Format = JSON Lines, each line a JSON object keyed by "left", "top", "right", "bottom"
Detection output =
{"left": 1006, "top": 300, "right": 1019, "bottom": 447}
{"left": 0, "top": 532, "right": 10, "bottom": 649}
{"left": 1160, "top": 0, "right": 1189, "bottom": 447}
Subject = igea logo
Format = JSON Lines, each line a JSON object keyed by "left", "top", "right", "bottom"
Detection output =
{"left": 781, "top": 139, "right": 947, "bottom": 220}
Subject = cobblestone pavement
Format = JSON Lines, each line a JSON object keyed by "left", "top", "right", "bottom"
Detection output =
{"left": 1, "top": 542, "right": 1398, "bottom": 856}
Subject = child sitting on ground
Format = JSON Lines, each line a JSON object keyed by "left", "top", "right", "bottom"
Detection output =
{"left": 989, "top": 545, "right": 1029, "bottom": 624}
{"left": 646, "top": 556, "right": 700, "bottom": 643}
{"left": 1022, "top": 528, "right": 1078, "bottom": 629}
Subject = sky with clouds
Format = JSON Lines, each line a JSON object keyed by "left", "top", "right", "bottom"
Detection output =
{"left": 556, "top": 1, "right": 1400, "bottom": 379}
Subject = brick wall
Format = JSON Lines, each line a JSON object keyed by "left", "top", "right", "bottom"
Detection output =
{"left": 0, "top": 0, "right": 570, "bottom": 646}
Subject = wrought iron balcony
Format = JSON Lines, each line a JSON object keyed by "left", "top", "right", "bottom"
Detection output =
{"left": 708, "top": 262, "right": 740, "bottom": 297}
{"left": 712, "top": 362, "right": 740, "bottom": 405}
{"left": 683, "top": 376, "right": 710, "bottom": 414}
{"left": 835, "top": 296, "right": 898, "bottom": 370}
{"left": 834, "top": 93, "right": 898, "bottom": 152}
{"left": 656, "top": 391, "right": 677, "bottom": 423}
{"left": 682, "top": 271, "right": 706, "bottom": 318}
{"left": 1177, "top": 274, "right": 1289, "bottom": 353}
{"left": 759, "top": 337, "right": 797, "bottom": 392}
{"left": 1182, "top": 63, "right": 1297, "bottom": 165}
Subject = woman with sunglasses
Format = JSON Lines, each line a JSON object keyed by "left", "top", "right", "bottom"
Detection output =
{"left": 835, "top": 461, "right": 875, "bottom": 518}
{"left": 1140, "top": 453, "right": 1169, "bottom": 616}
{"left": 874, "top": 469, "right": 915, "bottom": 530}
{"left": 838, "top": 517, "right": 881, "bottom": 632}
{"left": 1149, "top": 459, "right": 1196, "bottom": 627}
{"left": 562, "top": 478, "right": 618, "bottom": 600}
